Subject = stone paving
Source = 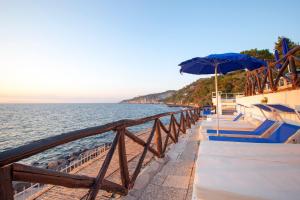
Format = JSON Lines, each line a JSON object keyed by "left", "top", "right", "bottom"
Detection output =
{"left": 123, "top": 125, "right": 200, "bottom": 200}
{"left": 193, "top": 141, "right": 300, "bottom": 200}
{"left": 31, "top": 123, "right": 199, "bottom": 200}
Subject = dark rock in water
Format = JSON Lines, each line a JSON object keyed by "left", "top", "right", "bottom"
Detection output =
{"left": 31, "top": 161, "right": 39, "bottom": 166}
{"left": 47, "top": 160, "right": 59, "bottom": 170}
{"left": 71, "top": 151, "right": 81, "bottom": 157}
{"left": 46, "top": 157, "right": 71, "bottom": 170}
{"left": 40, "top": 163, "right": 48, "bottom": 169}
{"left": 57, "top": 159, "right": 69, "bottom": 168}
{"left": 68, "top": 155, "right": 77, "bottom": 162}
{"left": 44, "top": 146, "right": 107, "bottom": 172}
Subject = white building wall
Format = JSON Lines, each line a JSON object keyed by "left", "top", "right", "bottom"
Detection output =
{"left": 236, "top": 89, "right": 300, "bottom": 125}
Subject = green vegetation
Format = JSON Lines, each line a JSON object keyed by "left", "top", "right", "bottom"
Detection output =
{"left": 164, "top": 71, "right": 246, "bottom": 106}
{"left": 240, "top": 49, "right": 274, "bottom": 60}
{"left": 275, "top": 36, "right": 300, "bottom": 57}
{"left": 165, "top": 36, "right": 299, "bottom": 106}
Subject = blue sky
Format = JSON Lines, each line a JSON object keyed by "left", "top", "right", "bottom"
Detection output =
{"left": 0, "top": 0, "right": 299, "bottom": 103}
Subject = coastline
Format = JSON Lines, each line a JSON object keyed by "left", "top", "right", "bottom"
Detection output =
{"left": 119, "top": 102, "right": 196, "bottom": 108}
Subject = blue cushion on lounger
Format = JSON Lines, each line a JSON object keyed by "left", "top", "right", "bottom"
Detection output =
{"left": 208, "top": 123, "right": 300, "bottom": 143}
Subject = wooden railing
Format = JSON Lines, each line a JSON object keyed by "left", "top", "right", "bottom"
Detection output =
{"left": 0, "top": 107, "right": 200, "bottom": 200}
{"left": 245, "top": 46, "right": 300, "bottom": 96}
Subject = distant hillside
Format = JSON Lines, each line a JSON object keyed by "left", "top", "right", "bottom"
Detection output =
{"left": 164, "top": 71, "right": 246, "bottom": 106}
{"left": 124, "top": 37, "right": 297, "bottom": 107}
{"left": 121, "top": 90, "right": 176, "bottom": 104}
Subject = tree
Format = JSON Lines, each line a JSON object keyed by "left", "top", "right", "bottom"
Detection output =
{"left": 240, "top": 48, "right": 274, "bottom": 60}
{"left": 165, "top": 36, "right": 299, "bottom": 106}
{"left": 274, "top": 36, "right": 300, "bottom": 57}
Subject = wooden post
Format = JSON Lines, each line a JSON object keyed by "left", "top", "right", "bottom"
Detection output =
{"left": 117, "top": 128, "right": 130, "bottom": 188}
{"left": 189, "top": 110, "right": 195, "bottom": 125}
{"left": 274, "top": 58, "right": 289, "bottom": 87}
{"left": 248, "top": 77, "right": 253, "bottom": 95}
{"left": 171, "top": 115, "right": 178, "bottom": 142}
{"left": 186, "top": 111, "right": 191, "bottom": 129}
{"left": 154, "top": 119, "right": 163, "bottom": 157}
{"left": 261, "top": 69, "right": 268, "bottom": 92}
{"left": 267, "top": 67, "right": 276, "bottom": 92}
{"left": 192, "top": 109, "right": 198, "bottom": 122}
{"left": 130, "top": 120, "right": 157, "bottom": 187}
{"left": 86, "top": 132, "right": 121, "bottom": 200}
{"left": 289, "top": 56, "right": 298, "bottom": 87}
{"left": 0, "top": 165, "right": 14, "bottom": 200}
{"left": 254, "top": 71, "right": 262, "bottom": 93}
{"left": 180, "top": 113, "right": 186, "bottom": 133}
{"left": 194, "top": 109, "right": 199, "bottom": 121}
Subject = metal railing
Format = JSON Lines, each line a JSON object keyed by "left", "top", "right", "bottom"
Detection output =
{"left": 212, "top": 92, "right": 244, "bottom": 99}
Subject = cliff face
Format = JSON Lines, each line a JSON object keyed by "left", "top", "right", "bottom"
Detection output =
{"left": 120, "top": 90, "right": 176, "bottom": 104}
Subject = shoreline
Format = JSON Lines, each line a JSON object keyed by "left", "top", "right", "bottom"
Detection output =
{"left": 119, "top": 102, "right": 195, "bottom": 108}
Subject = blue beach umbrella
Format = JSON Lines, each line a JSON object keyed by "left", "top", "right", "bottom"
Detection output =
{"left": 179, "top": 53, "right": 266, "bottom": 134}
{"left": 282, "top": 38, "right": 289, "bottom": 55}
{"left": 282, "top": 38, "right": 291, "bottom": 72}
{"left": 274, "top": 50, "right": 282, "bottom": 69}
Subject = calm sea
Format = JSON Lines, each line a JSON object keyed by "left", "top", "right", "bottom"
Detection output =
{"left": 0, "top": 103, "right": 182, "bottom": 166}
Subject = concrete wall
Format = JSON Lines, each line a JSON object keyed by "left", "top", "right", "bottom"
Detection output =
{"left": 236, "top": 89, "right": 300, "bottom": 125}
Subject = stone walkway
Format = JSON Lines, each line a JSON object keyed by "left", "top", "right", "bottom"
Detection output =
{"left": 31, "top": 123, "right": 200, "bottom": 200}
{"left": 123, "top": 125, "right": 200, "bottom": 200}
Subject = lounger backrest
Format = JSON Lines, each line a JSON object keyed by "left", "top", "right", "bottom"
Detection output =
{"left": 233, "top": 113, "right": 243, "bottom": 121}
{"left": 253, "top": 120, "right": 275, "bottom": 134}
{"left": 260, "top": 121, "right": 282, "bottom": 138}
{"left": 268, "top": 123, "right": 300, "bottom": 143}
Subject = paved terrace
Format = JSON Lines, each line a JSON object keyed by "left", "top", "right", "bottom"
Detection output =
{"left": 194, "top": 141, "right": 300, "bottom": 200}
{"left": 30, "top": 125, "right": 200, "bottom": 200}
{"left": 27, "top": 115, "right": 300, "bottom": 200}
{"left": 194, "top": 118, "right": 300, "bottom": 200}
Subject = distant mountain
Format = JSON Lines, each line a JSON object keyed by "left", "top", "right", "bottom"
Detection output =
{"left": 120, "top": 90, "right": 176, "bottom": 104}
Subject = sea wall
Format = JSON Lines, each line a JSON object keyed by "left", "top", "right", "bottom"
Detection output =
{"left": 236, "top": 89, "right": 300, "bottom": 125}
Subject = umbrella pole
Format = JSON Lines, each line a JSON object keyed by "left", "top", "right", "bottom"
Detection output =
{"left": 215, "top": 64, "right": 219, "bottom": 136}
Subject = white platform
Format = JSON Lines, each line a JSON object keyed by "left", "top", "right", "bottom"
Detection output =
{"left": 193, "top": 141, "right": 300, "bottom": 200}
{"left": 199, "top": 119, "right": 256, "bottom": 131}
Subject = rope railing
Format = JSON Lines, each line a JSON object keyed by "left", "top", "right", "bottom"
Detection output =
{"left": 245, "top": 46, "right": 300, "bottom": 96}
{"left": 0, "top": 107, "right": 201, "bottom": 200}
